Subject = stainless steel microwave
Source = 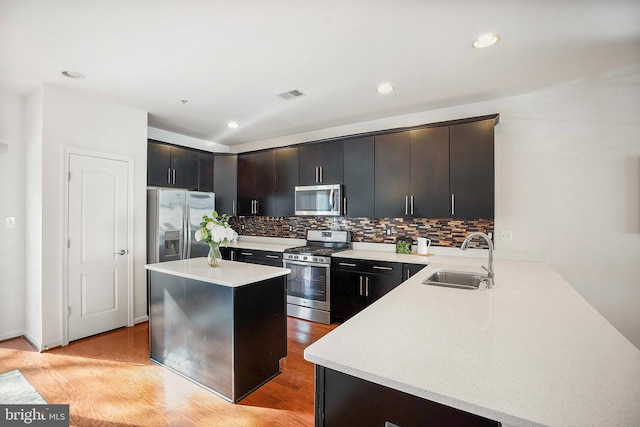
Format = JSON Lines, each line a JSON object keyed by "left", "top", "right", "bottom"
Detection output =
{"left": 295, "top": 184, "right": 342, "bottom": 216}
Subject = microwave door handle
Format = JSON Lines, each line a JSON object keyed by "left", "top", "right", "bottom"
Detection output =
{"left": 329, "top": 188, "right": 334, "bottom": 211}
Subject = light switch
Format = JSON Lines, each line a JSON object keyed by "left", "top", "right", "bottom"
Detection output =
{"left": 5, "top": 217, "right": 16, "bottom": 228}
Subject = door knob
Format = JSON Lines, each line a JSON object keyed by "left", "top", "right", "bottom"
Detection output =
{"left": 115, "top": 250, "right": 126, "bottom": 255}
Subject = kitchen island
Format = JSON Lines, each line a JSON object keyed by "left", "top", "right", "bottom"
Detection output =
{"left": 145, "top": 258, "right": 290, "bottom": 403}
{"left": 306, "top": 255, "right": 640, "bottom": 426}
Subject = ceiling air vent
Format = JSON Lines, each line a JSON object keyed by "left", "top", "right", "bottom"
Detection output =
{"left": 276, "top": 89, "right": 305, "bottom": 100}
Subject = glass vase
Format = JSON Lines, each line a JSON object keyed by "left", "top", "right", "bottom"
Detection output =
{"left": 207, "top": 242, "right": 223, "bottom": 267}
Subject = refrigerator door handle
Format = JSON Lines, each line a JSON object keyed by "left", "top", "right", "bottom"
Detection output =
{"left": 184, "top": 203, "right": 191, "bottom": 259}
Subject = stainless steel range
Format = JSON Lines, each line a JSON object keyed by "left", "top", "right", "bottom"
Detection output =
{"left": 284, "top": 230, "right": 351, "bottom": 324}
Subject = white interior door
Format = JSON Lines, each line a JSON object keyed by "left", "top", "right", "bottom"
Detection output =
{"left": 68, "top": 153, "right": 129, "bottom": 341}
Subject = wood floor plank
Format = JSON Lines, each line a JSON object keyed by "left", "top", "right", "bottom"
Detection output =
{"left": 0, "top": 317, "right": 337, "bottom": 426}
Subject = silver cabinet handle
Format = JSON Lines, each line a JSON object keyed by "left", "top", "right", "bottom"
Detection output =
{"left": 172, "top": 168, "right": 176, "bottom": 185}
{"left": 343, "top": 197, "right": 347, "bottom": 215}
{"left": 359, "top": 276, "right": 363, "bottom": 296}
{"left": 365, "top": 277, "right": 369, "bottom": 297}
{"left": 372, "top": 265, "right": 393, "bottom": 270}
{"left": 114, "top": 249, "right": 126, "bottom": 255}
{"left": 232, "top": 200, "right": 236, "bottom": 216}
{"left": 240, "top": 252, "right": 253, "bottom": 256}
{"left": 254, "top": 199, "right": 258, "bottom": 214}
{"left": 167, "top": 168, "right": 171, "bottom": 184}
{"left": 410, "top": 195, "right": 414, "bottom": 215}
{"left": 451, "top": 193, "right": 455, "bottom": 216}
{"left": 405, "top": 196, "right": 409, "bottom": 215}
{"left": 406, "top": 268, "right": 411, "bottom": 278}
{"left": 320, "top": 166, "right": 323, "bottom": 183}
{"left": 265, "top": 255, "right": 279, "bottom": 259}
{"left": 339, "top": 262, "right": 357, "bottom": 267}
{"left": 315, "top": 166, "right": 319, "bottom": 183}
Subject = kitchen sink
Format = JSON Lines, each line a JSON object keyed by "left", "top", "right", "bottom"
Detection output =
{"left": 422, "top": 270, "right": 487, "bottom": 290}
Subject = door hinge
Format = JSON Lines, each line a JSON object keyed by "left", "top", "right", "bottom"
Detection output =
{"left": 68, "top": 171, "right": 71, "bottom": 181}
{"left": 67, "top": 239, "right": 70, "bottom": 249}
{"left": 67, "top": 306, "right": 71, "bottom": 317}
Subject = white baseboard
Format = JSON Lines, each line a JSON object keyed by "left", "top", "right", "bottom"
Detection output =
{"left": 0, "top": 329, "right": 24, "bottom": 342}
{"left": 134, "top": 315, "right": 149, "bottom": 324}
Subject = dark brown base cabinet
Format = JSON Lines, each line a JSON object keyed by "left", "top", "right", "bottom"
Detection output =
{"left": 332, "top": 259, "right": 403, "bottom": 322}
{"left": 315, "top": 366, "right": 500, "bottom": 427}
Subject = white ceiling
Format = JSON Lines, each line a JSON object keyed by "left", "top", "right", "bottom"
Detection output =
{"left": 1, "top": 0, "right": 639, "bottom": 146}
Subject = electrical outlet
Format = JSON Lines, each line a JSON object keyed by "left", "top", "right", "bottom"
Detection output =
{"left": 386, "top": 226, "right": 392, "bottom": 236}
{"left": 5, "top": 217, "right": 15, "bottom": 228}
{"left": 500, "top": 230, "right": 512, "bottom": 241}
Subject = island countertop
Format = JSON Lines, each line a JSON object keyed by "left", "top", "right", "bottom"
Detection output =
{"left": 145, "top": 257, "right": 290, "bottom": 287}
{"left": 304, "top": 258, "right": 640, "bottom": 426}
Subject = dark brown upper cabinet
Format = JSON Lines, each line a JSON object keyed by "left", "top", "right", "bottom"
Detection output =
{"left": 275, "top": 147, "right": 299, "bottom": 217}
{"left": 409, "top": 126, "right": 450, "bottom": 218}
{"left": 237, "top": 150, "right": 276, "bottom": 216}
{"left": 343, "top": 136, "right": 375, "bottom": 217}
{"left": 449, "top": 119, "right": 495, "bottom": 219}
{"left": 374, "top": 131, "right": 412, "bottom": 218}
{"left": 299, "top": 140, "right": 343, "bottom": 185}
{"left": 147, "top": 140, "right": 199, "bottom": 190}
{"left": 213, "top": 154, "right": 237, "bottom": 216}
{"left": 198, "top": 152, "right": 214, "bottom": 193}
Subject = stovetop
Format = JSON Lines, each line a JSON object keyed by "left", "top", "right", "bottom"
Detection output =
{"left": 283, "top": 229, "right": 351, "bottom": 263}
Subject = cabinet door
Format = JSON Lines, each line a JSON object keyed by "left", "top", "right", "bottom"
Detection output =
{"left": 450, "top": 120, "right": 495, "bottom": 219}
{"left": 403, "top": 263, "right": 426, "bottom": 281}
{"left": 171, "top": 146, "right": 199, "bottom": 190}
{"left": 234, "top": 249, "right": 263, "bottom": 265}
{"left": 237, "top": 151, "right": 276, "bottom": 216}
{"left": 343, "top": 136, "right": 374, "bottom": 217}
{"left": 198, "top": 152, "right": 214, "bottom": 193}
{"left": 410, "top": 127, "right": 450, "bottom": 218}
{"left": 147, "top": 141, "right": 172, "bottom": 186}
{"left": 275, "top": 147, "right": 299, "bottom": 216}
{"left": 298, "top": 140, "right": 343, "bottom": 185}
{"left": 365, "top": 273, "right": 402, "bottom": 306}
{"left": 213, "top": 154, "right": 238, "bottom": 216}
{"left": 374, "top": 132, "right": 411, "bottom": 218}
{"left": 332, "top": 269, "right": 365, "bottom": 322}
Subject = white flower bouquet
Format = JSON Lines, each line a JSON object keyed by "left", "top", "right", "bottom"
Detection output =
{"left": 195, "top": 211, "right": 238, "bottom": 245}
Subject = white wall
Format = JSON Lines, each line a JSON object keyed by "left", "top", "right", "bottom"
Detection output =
{"left": 27, "top": 85, "right": 148, "bottom": 349}
{"left": 232, "top": 69, "right": 640, "bottom": 349}
{"left": 148, "top": 127, "right": 229, "bottom": 153}
{"left": 0, "top": 92, "right": 27, "bottom": 340}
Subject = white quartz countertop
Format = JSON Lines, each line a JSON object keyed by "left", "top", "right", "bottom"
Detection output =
{"left": 145, "top": 258, "right": 290, "bottom": 287}
{"left": 304, "top": 258, "right": 640, "bottom": 426}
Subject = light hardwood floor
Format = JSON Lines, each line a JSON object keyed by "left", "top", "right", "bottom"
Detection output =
{"left": 0, "top": 317, "right": 338, "bottom": 426}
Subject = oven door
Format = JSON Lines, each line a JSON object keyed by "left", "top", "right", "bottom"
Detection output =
{"left": 284, "top": 259, "right": 331, "bottom": 311}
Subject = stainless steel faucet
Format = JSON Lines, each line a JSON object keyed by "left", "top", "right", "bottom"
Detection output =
{"left": 461, "top": 232, "right": 494, "bottom": 289}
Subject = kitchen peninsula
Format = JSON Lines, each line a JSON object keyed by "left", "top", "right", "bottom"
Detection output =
{"left": 306, "top": 254, "right": 640, "bottom": 426}
{"left": 145, "top": 258, "right": 290, "bottom": 403}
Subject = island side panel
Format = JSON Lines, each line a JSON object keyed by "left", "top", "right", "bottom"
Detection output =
{"left": 233, "top": 276, "right": 287, "bottom": 401}
{"left": 315, "top": 366, "right": 500, "bottom": 427}
{"left": 149, "top": 270, "right": 234, "bottom": 400}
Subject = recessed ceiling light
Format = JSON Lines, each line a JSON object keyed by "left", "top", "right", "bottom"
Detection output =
{"left": 377, "top": 83, "right": 394, "bottom": 94}
{"left": 227, "top": 121, "right": 239, "bottom": 129}
{"left": 472, "top": 33, "right": 500, "bottom": 49}
{"left": 62, "top": 70, "right": 85, "bottom": 80}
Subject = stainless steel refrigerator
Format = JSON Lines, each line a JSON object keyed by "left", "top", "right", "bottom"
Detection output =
{"left": 147, "top": 188, "right": 215, "bottom": 263}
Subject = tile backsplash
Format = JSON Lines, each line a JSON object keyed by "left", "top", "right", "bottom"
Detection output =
{"left": 228, "top": 216, "right": 494, "bottom": 248}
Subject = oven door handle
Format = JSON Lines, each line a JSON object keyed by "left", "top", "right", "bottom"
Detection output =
{"left": 283, "top": 259, "right": 330, "bottom": 268}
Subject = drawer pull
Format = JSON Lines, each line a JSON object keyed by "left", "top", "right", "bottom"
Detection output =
{"left": 240, "top": 252, "right": 253, "bottom": 256}
{"left": 339, "top": 262, "right": 357, "bottom": 267}
{"left": 372, "top": 266, "right": 393, "bottom": 270}
{"left": 265, "top": 255, "right": 279, "bottom": 259}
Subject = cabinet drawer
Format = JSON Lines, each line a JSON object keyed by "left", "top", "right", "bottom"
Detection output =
{"left": 233, "top": 249, "right": 262, "bottom": 264}
{"left": 365, "top": 260, "right": 402, "bottom": 276}
{"left": 332, "top": 258, "right": 366, "bottom": 271}
{"left": 262, "top": 251, "right": 283, "bottom": 267}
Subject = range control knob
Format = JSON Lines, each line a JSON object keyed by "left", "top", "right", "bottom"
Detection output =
{"left": 303, "top": 256, "right": 308, "bottom": 261}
